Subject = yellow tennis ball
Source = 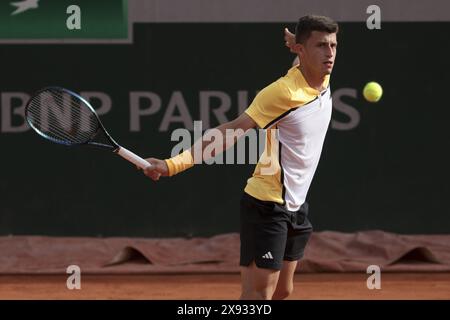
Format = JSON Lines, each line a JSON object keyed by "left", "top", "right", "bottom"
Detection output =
{"left": 363, "top": 81, "right": 383, "bottom": 102}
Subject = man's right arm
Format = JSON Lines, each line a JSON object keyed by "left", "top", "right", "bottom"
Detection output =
{"left": 142, "top": 113, "right": 257, "bottom": 181}
{"left": 142, "top": 28, "right": 295, "bottom": 180}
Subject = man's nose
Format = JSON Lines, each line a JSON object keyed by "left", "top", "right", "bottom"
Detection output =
{"left": 325, "top": 45, "right": 334, "bottom": 57}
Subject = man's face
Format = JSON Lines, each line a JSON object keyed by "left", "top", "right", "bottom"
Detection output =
{"left": 297, "top": 31, "right": 337, "bottom": 76}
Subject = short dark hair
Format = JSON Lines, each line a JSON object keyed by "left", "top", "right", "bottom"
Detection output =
{"left": 295, "top": 15, "right": 339, "bottom": 44}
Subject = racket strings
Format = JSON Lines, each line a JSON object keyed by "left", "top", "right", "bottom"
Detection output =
{"left": 27, "top": 89, "right": 99, "bottom": 144}
{"left": 29, "top": 90, "right": 95, "bottom": 138}
{"left": 28, "top": 104, "right": 93, "bottom": 144}
{"left": 31, "top": 92, "right": 95, "bottom": 142}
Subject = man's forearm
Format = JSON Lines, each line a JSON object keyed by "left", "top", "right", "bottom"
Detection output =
{"left": 166, "top": 121, "right": 250, "bottom": 176}
{"left": 165, "top": 112, "right": 257, "bottom": 176}
{"left": 190, "top": 120, "right": 249, "bottom": 163}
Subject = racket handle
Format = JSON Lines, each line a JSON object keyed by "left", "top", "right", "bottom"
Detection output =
{"left": 116, "top": 147, "right": 152, "bottom": 169}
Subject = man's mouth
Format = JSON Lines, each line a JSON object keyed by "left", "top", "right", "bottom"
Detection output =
{"left": 324, "top": 61, "right": 333, "bottom": 67}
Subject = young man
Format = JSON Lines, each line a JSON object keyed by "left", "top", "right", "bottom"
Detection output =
{"left": 142, "top": 15, "right": 338, "bottom": 300}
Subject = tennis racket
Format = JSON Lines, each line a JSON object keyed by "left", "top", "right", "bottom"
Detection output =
{"left": 25, "top": 87, "right": 151, "bottom": 169}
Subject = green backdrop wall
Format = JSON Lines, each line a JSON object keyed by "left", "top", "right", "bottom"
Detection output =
{"left": 0, "top": 22, "right": 448, "bottom": 236}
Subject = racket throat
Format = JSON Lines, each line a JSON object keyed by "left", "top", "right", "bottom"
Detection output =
{"left": 89, "top": 127, "right": 120, "bottom": 151}
{"left": 87, "top": 142, "right": 117, "bottom": 151}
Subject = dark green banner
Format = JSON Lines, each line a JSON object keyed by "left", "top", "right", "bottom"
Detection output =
{"left": 0, "top": 22, "right": 448, "bottom": 236}
{"left": 0, "top": 0, "right": 127, "bottom": 39}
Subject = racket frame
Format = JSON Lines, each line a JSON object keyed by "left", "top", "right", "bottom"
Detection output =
{"left": 25, "top": 86, "right": 120, "bottom": 151}
{"left": 25, "top": 86, "right": 151, "bottom": 169}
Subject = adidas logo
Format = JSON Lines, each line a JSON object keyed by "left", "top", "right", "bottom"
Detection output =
{"left": 262, "top": 251, "right": 273, "bottom": 259}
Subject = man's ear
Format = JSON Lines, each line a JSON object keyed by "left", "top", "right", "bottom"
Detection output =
{"left": 292, "top": 43, "right": 303, "bottom": 55}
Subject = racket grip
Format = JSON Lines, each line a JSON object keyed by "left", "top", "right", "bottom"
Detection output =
{"left": 116, "top": 147, "right": 152, "bottom": 169}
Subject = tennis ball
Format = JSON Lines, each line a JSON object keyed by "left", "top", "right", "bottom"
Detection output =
{"left": 363, "top": 81, "right": 383, "bottom": 102}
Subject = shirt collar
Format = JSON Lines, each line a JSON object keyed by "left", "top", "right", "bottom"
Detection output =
{"left": 290, "top": 65, "right": 330, "bottom": 95}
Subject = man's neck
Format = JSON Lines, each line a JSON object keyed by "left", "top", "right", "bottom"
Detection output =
{"left": 298, "top": 64, "right": 326, "bottom": 92}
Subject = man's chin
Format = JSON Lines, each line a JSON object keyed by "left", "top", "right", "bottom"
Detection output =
{"left": 323, "top": 67, "right": 333, "bottom": 75}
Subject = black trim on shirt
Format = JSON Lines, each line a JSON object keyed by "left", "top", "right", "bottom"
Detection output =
{"left": 262, "top": 95, "right": 321, "bottom": 129}
{"left": 278, "top": 139, "right": 286, "bottom": 206}
{"left": 263, "top": 107, "right": 298, "bottom": 129}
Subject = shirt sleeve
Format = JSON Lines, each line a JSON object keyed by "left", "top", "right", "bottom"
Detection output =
{"left": 245, "top": 80, "right": 291, "bottom": 129}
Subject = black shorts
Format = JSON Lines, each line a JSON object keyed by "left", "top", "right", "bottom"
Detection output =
{"left": 240, "top": 192, "right": 313, "bottom": 270}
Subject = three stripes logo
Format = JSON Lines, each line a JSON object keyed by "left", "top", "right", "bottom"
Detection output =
{"left": 262, "top": 251, "right": 274, "bottom": 259}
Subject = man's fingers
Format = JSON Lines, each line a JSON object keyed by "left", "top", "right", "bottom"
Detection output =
{"left": 284, "top": 27, "right": 294, "bottom": 36}
{"left": 152, "top": 173, "right": 161, "bottom": 181}
{"left": 143, "top": 166, "right": 154, "bottom": 176}
{"left": 284, "top": 28, "right": 295, "bottom": 49}
{"left": 284, "top": 28, "right": 292, "bottom": 38}
{"left": 149, "top": 171, "right": 161, "bottom": 181}
{"left": 140, "top": 157, "right": 165, "bottom": 181}
{"left": 284, "top": 28, "right": 295, "bottom": 43}
{"left": 143, "top": 166, "right": 161, "bottom": 181}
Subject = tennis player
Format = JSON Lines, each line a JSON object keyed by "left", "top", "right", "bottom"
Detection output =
{"left": 143, "top": 15, "right": 338, "bottom": 300}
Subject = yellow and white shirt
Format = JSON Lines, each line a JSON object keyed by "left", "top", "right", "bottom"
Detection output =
{"left": 244, "top": 65, "right": 332, "bottom": 212}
